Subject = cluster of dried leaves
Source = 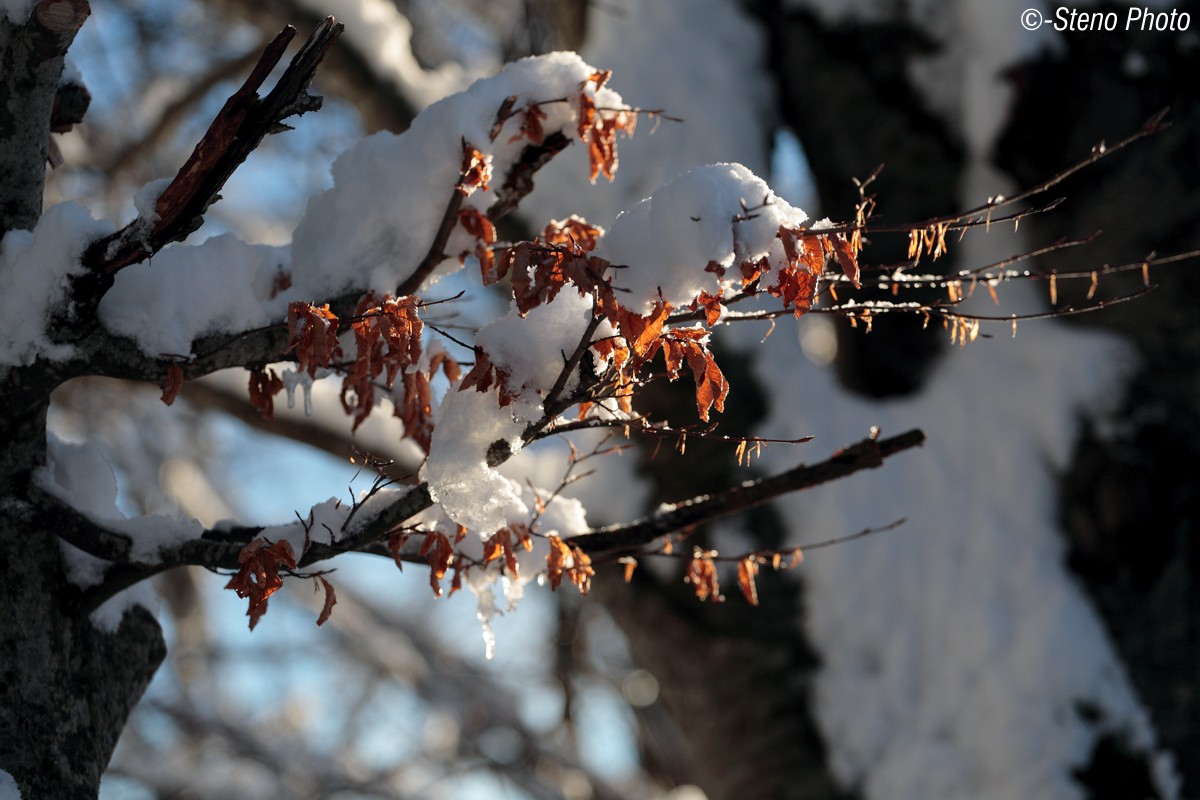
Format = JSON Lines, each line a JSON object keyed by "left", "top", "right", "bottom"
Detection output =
{"left": 456, "top": 209, "right": 861, "bottom": 424}
{"left": 271, "top": 293, "right": 460, "bottom": 451}
{"left": 225, "top": 538, "right": 336, "bottom": 630}
{"left": 378, "top": 522, "right": 594, "bottom": 602}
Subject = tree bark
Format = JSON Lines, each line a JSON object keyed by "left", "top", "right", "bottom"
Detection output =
{"left": 0, "top": 506, "right": 166, "bottom": 797}
{"left": 0, "top": 0, "right": 89, "bottom": 236}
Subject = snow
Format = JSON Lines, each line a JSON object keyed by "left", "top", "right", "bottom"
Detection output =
{"left": 94, "top": 52, "right": 626, "bottom": 360}
{"left": 291, "top": 51, "right": 625, "bottom": 298}
{"left": 60, "top": 56, "right": 83, "bottom": 86}
{"left": 131, "top": 177, "right": 171, "bottom": 225}
{"left": 421, "top": 387, "right": 528, "bottom": 535}
{"left": 0, "top": 203, "right": 112, "bottom": 367}
{"left": 89, "top": 582, "right": 160, "bottom": 633}
{"left": 473, "top": 289, "right": 594, "bottom": 399}
{"left": 595, "top": 163, "right": 808, "bottom": 313}
{"left": 0, "top": 0, "right": 31, "bottom": 24}
{"left": 259, "top": 494, "right": 359, "bottom": 556}
{"left": 0, "top": 770, "right": 19, "bottom": 800}
{"left": 754, "top": 319, "right": 1175, "bottom": 798}
{"left": 98, "top": 235, "right": 290, "bottom": 357}
{"left": 280, "top": 368, "right": 314, "bottom": 416}
{"left": 460, "top": 481, "right": 590, "bottom": 659}
{"left": 36, "top": 436, "right": 204, "bottom": 591}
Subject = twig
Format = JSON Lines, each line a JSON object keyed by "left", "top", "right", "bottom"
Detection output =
{"left": 816, "top": 108, "right": 1170, "bottom": 240}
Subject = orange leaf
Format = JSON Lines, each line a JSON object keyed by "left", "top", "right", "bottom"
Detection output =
{"left": 737, "top": 557, "right": 760, "bottom": 606}
{"left": 830, "top": 234, "right": 861, "bottom": 288}
{"left": 656, "top": 330, "right": 728, "bottom": 422}
{"left": 586, "top": 68, "right": 612, "bottom": 91}
{"left": 620, "top": 556, "right": 637, "bottom": 582}
{"left": 483, "top": 525, "right": 528, "bottom": 580}
{"left": 286, "top": 301, "right": 341, "bottom": 377}
{"left": 482, "top": 530, "right": 505, "bottom": 564}
{"left": 683, "top": 549, "right": 723, "bottom": 603}
{"left": 341, "top": 293, "right": 425, "bottom": 432}
{"left": 419, "top": 531, "right": 454, "bottom": 598}
{"left": 386, "top": 531, "right": 411, "bottom": 571}
{"left": 772, "top": 267, "right": 818, "bottom": 318}
{"left": 510, "top": 102, "right": 548, "bottom": 146}
{"left": 459, "top": 349, "right": 505, "bottom": 396}
{"left": 160, "top": 363, "right": 184, "bottom": 406}
{"left": 458, "top": 206, "right": 497, "bottom": 280}
{"left": 225, "top": 538, "right": 298, "bottom": 630}
{"left": 546, "top": 535, "right": 594, "bottom": 594}
{"left": 690, "top": 290, "right": 723, "bottom": 327}
{"left": 541, "top": 215, "right": 604, "bottom": 252}
{"left": 460, "top": 142, "right": 491, "bottom": 194}
{"left": 315, "top": 576, "right": 337, "bottom": 626}
{"left": 393, "top": 370, "right": 435, "bottom": 452}
{"left": 248, "top": 367, "right": 284, "bottom": 420}
{"left": 576, "top": 71, "right": 634, "bottom": 183}
{"left": 740, "top": 256, "right": 767, "bottom": 288}
{"left": 606, "top": 300, "right": 670, "bottom": 363}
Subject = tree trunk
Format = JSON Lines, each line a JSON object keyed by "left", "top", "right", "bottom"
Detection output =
{"left": 1, "top": 6, "right": 164, "bottom": 794}
{"left": 0, "top": 508, "right": 165, "bottom": 798}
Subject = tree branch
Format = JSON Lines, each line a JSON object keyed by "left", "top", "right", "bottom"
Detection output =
{"left": 73, "top": 429, "right": 923, "bottom": 609}
{"left": 571, "top": 428, "right": 926, "bottom": 555}
{"left": 395, "top": 183, "right": 466, "bottom": 297}
{"left": 33, "top": 487, "right": 135, "bottom": 562}
{"left": 101, "top": 47, "right": 264, "bottom": 179}
{"left": 76, "top": 481, "right": 436, "bottom": 611}
{"left": 69, "top": 18, "right": 343, "bottom": 312}
{"left": 487, "top": 130, "right": 571, "bottom": 220}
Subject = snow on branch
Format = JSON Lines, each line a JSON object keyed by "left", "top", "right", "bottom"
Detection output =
{"left": 65, "top": 50, "right": 633, "bottom": 390}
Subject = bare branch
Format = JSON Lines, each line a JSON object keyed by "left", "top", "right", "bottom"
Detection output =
{"left": 815, "top": 108, "right": 1170, "bottom": 241}
{"left": 572, "top": 429, "right": 926, "bottom": 556}
{"left": 102, "top": 47, "right": 265, "bottom": 179}
{"left": 487, "top": 131, "right": 572, "bottom": 219}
